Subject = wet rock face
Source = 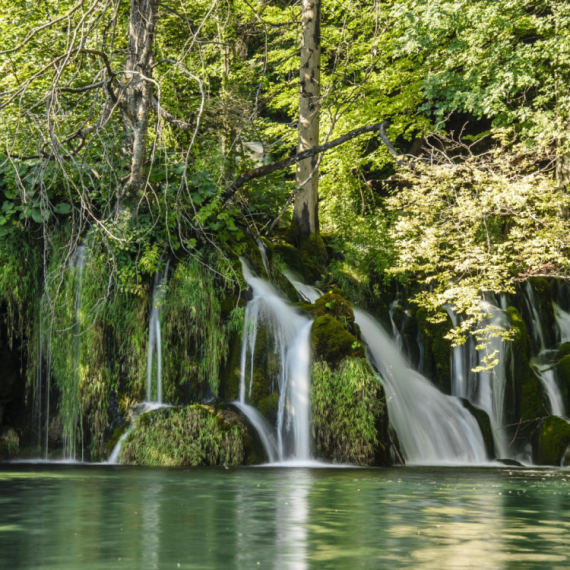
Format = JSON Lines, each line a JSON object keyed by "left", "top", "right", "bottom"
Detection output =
{"left": 533, "top": 415, "right": 570, "bottom": 466}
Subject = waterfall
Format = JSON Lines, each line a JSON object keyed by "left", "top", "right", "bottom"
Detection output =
{"left": 531, "top": 358, "right": 565, "bottom": 417}
{"left": 553, "top": 302, "right": 570, "bottom": 344}
{"left": 388, "top": 301, "right": 404, "bottom": 353}
{"left": 522, "top": 281, "right": 546, "bottom": 351}
{"left": 283, "top": 270, "right": 322, "bottom": 304}
{"left": 354, "top": 309, "right": 487, "bottom": 465}
{"left": 61, "top": 246, "right": 86, "bottom": 461}
{"left": 236, "top": 260, "right": 313, "bottom": 462}
{"left": 255, "top": 237, "right": 270, "bottom": 275}
{"left": 146, "top": 265, "right": 169, "bottom": 404}
{"left": 108, "top": 428, "right": 133, "bottom": 464}
{"left": 231, "top": 402, "right": 278, "bottom": 463}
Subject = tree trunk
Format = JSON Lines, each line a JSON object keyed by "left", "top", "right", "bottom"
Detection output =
{"left": 292, "top": 0, "right": 321, "bottom": 238}
{"left": 123, "top": 0, "right": 158, "bottom": 199}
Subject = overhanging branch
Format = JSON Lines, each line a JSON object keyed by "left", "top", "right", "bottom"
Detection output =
{"left": 223, "top": 121, "right": 401, "bottom": 204}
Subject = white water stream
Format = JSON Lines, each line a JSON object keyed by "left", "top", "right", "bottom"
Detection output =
{"left": 354, "top": 309, "right": 488, "bottom": 465}
{"left": 147, "top": 265, "right": 169, "bottom": 404}
{"left": 235, "top": 260, "right": 313, "bottom": 462}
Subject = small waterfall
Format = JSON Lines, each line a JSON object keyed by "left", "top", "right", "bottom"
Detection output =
{"left": 108, "top": 402, "right": 170, "bottom": 464}
{"left": 354, "top": 309, "right": 487, "bottom": 465}
{"left": 388, "top": 301, "right": 404, "bottom": 353}
{"left": 474, "top": 301, "right": 511, "bottom": 458}
{"left": 283, "top": 270, "right": 322, "bottom": 304}
{"left": 146, "top": 265, "right": 169, "bottom": 404}
{"left": 232, "top": 402, "right": 278, "bottom": 463}
{"left": 255, "top": 237, "right": 270, "bottom": 275}
{"left": 237, "top": 260, "right": 313, "bottom": 461}
{"left": 522, "top": 281, "right": 546, "bottom": 351}
{"left": 61, "top": 246, "right": 86, "bottom": 461}
{"left": 108, "top": 428, "right": 133, "bottom": 464}
{"left": 531, "top": 357, "right": 565, "bottom": 417}
{"left": 553, "top": 302, "right": 570, "bottom": 344}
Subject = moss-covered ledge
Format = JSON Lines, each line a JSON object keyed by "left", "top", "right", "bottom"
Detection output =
{"left": 533, "top": 415, "right": 570, "bottom": 466}
{"left": 119, "top": 405, "right": 251, "bottom": 466}
{"left": 311, "top": 357, "right": 390, "bottom": 466}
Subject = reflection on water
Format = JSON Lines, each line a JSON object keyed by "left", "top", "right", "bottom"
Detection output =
{"left": 1, "top": 465, "right": 570, "bottom": 569}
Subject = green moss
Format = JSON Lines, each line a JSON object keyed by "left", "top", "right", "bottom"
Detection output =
{"left": 311, "top": 358, "right": 389, "bottom": 466}
{"left": 257, "top": 392, "right": 279, "bottom": 424}
{"left": 105, "top": 423, "right": 129, "bottom": 457}
{"left": 311, "top": 315, "right": 364, "bottom": 369}
{"left": 559, "top": 342, "right": 570, "bottom": 358}
{"left": 119, "top": 405, "right": 246, "bottom": 466}
{"left": 534, "top": 415, "right": 570, "bottom": 466}
{"left": 415, "top": 307, "right": 452, "bottom": 394}
{"left": 460, "top": 399, "right": 495, "bottom": 460}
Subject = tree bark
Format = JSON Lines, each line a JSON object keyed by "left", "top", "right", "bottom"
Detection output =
{"left": 292, "top": 0, "right": 321, "bottom": 238}
{"left": 123, "top": 0, "right": 158, "bottom": 199}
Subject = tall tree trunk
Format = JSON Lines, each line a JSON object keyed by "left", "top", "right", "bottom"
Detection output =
{"left": 123, "top": 0, "right": 158, "bottom": 199}
{"left": 292, "top": 0, "right": 321, "bottom": 238}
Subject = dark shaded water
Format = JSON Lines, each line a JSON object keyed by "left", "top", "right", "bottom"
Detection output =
{"left": 1, "top": 464, "right": 570, "bottom": 569}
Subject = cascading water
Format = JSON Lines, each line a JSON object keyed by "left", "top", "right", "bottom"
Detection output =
{"left": 235, "top": 260, "right": 313, "bottom": 462}
{"left": 354, "top": 309, "right": 487, "bottom": 465}
{"left": 146, "top": 265, "right": 169, "bottom": 404}
{"left": 553, "top": 302, "right": 570, "bottom": 344}
{"left": 520, "top": 282, "right": 566, "bottom": 419}
{"left": 61, "top": 246, "right": 86, "bottom": 461}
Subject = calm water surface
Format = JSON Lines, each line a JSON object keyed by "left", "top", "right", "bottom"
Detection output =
{"left": 0, "top": 464, "right": 569, "bottom": 569}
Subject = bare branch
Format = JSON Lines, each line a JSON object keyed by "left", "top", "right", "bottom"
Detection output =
{"left": 223, "top": 121, "right": 398, "bottom": 204}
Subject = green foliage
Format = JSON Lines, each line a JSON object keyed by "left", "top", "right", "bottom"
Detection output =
{"left": 163, "top": 256, "right": 244, "bottom": 400}
{"left": 387, "top": 143, "right": 570, "bottom": 353}
{"left": 119, "top": 405, "right": 246, "bottom": 466}
{"left": 311, "top": 358, "right": 385, "bottom": 466}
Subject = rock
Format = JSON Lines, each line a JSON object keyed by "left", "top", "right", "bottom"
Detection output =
{"left": 496, "top": 458, "right": 524, "bottom": 467}
{"left": 119, "top": 404, "right": 250, "bottom": 466}
{"left": 533, "top": 415, "right": 570, "bottom": 466}
{"left": 311, "top": 315, "right": 364, "bottom": 368}
{"left": 460, "top": 399, "right": 495, "bottom": 460}
{"left": 558, "top": 342, "right": 570, "bottom": 358}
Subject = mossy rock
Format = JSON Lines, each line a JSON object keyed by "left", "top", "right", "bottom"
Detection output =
{"left": 311, "top": 315, "right": 364, "bottom": 369}
{"left": 415, "top": 307, "right": 452, "bottom": 394}
{"left": 559, "top": 342, "right": 570, "bottom": 358}
{"left": 119, "top": 405, "right": 249, "bottom": 466}
{"left": 273, "top": 243, "right": 308, "bottom": 279}
{"left": 460, "top": 399, "right": 495, "bottom": 460}
{"left": 311, "top": 358, "right": 390, "bottom": 466}
{"left": 533, "top": 415, "right": 570, "bottom": 466}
